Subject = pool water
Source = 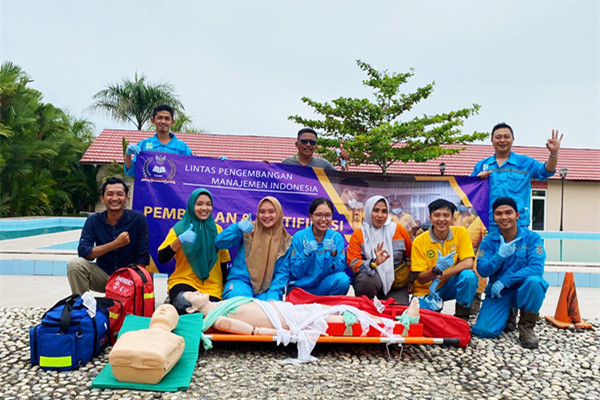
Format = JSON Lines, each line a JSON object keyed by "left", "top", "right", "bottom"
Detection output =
{"left": 41, "top": 240, "right": 79, "bottom": 250}
{"left": 538, "top": 232, "right": 600, "bottom": 264}
{"left": 0, "top": 217, "right": 85, "bottom": 241}
{"left": 0, "top": 226, "right": 82, "bottom": 240}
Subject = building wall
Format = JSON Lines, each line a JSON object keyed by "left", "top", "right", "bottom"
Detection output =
{"left": 546, "top": 181, "right": 600, "bottom": 232}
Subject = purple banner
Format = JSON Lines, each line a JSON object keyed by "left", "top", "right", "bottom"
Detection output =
{"left": 132, "top": 152, "right": 489, "bottom": 274}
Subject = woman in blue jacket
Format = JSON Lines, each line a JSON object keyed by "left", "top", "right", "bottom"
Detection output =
{"left": 288, "top": 198, "right": 350, "bottom": 296}
{"left": 215, "top": 196, "right": 292, "bottom": 300}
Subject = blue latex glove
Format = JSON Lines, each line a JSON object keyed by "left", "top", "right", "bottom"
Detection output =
{"left": 126, "top": 143, "right": 140, "bottom": 156}
{"left": 238, "top": 214, "right": 254, "bottom": 233}
{"left": 335, "top": 148, "right": 347, "bottom": 169}
{"left": 491, "top": 280, "right": 505, "bottom": 299}
{"left": 419, "top": 279, "right": 443, "bottom": 311}
{"left": 304, "top": 240, "right": 319, "bottom": 256}
{"left": 178, "top": 224, "right": 196, "bottom": 244}
{"left": 220, "top": 156, "right": 228, "bottom": 161}
{"left": 498, "top": 237, "right": 522, "bottom": 258}
{"left": 322, "top": 238, "right": 336, "bottom": 254}
{"left": 436, "top": 250, "right": 456, "bottom": 271}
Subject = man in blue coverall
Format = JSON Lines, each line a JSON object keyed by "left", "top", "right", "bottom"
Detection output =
{"left": 470, "top": 122, "right": 561, "bottom": 318}
{"left": 123, "top": 105, "right": 192, "bottom": 177}
{"left": 471, "top": 197, "right": 548, "bottom": 349}
{"left": 472, "top": 122, "right": 563, "bottom": 233}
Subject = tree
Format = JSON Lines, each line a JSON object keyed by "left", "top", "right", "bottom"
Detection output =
{"left": 288, "top": 60, "right": 487, "bottom": 174}
{"left": 90, "top": 72, "right": 184, "bottom": 130}
{"left": 0, "top": 62, "right": 98, "bottom": 216}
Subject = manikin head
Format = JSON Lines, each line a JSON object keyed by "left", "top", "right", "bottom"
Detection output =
{"left": 149, "top": 304, "right": 179, "bottom": 331}
{"left": 172, "top": 291, "right": 212, "bottom": 314}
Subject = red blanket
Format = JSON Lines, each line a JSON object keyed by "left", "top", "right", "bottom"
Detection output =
{"left": 286, "top": 288, "right": 471, "bottom": 347}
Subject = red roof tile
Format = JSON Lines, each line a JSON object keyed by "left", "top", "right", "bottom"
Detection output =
{"left": 81, "top": 129, "right": 600, "bottom": 181}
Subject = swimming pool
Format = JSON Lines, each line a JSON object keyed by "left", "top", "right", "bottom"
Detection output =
{"left": 0, "top": 218, "right": 85, "bottom": 240}
{"left": 538, "top": 231, "right": 600, "bottom": 264}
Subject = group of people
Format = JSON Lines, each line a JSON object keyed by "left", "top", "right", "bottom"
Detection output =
{"left": 67, "top": 105, "right": 564, "bottom": 350}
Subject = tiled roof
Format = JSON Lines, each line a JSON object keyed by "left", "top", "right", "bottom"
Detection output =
{"left": 81, "top": 129, "right": 600, "bottom": 181}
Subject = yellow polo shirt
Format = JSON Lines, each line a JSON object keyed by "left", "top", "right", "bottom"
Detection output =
{"left": 411, "top": 226, "right": 475, "bottom": 296}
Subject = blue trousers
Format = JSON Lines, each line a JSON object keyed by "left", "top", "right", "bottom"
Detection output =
{"left": 295, "top": 272, "right": 351, "bottom": 296}
{"left": 471, "top": 275, "right": 548, "bottom": 338}
{"left": 420, "top": 270, "right": 478, "bottom": 311}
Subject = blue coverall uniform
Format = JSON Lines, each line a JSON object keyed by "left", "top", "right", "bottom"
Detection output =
{"left": 471, "top": 227, "right": 549, "bottom": 338}
{"left": 288, "top": 227, "right": 350, "bottom": 296}
{"left": 471, "top": 152, "right": 554, "bottom": 231}
{"left": 214, "top": 222, "right": 291, "bottom": 300}
{"left": 124, "top": 132, "right": 192, "bottom": 177}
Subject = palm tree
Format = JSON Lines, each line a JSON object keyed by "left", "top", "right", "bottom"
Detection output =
{"left": 0, "top": 62, "right": 99, "bottom": 216}
{"left": 90, "top": 73, "right": 184, "bottom": 130}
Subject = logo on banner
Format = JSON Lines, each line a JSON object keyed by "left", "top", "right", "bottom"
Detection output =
{"left": 142, "top": 154, "right": 176, "bottom": 184}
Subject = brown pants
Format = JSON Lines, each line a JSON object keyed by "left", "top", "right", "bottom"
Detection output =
{"left": 67, "top": 257, "right": 109, "bottom": 294}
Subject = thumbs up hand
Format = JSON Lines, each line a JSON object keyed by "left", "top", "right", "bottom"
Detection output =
{"left": 178, "top": 224, "right": 197, "bottom": 244}
{"left": 238, "top": 214, "right": 254, "bottom": 233}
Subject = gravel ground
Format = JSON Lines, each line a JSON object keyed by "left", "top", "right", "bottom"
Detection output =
{"left": 1, "top": 307, "right": 598, "bottom": 400}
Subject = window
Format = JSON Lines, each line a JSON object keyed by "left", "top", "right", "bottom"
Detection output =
{"left": 531, "top": 189, "right": 546, "bottom": 231}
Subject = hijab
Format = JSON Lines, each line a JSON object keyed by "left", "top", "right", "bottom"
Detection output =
{"left": 173, "top": 188, "right": 218, "bottom": 281}
{"left": 243, "top": 196, "right": 292, "bottom": 294}
{"left": 361, "top": 195, "right": 397, "bottom": 295}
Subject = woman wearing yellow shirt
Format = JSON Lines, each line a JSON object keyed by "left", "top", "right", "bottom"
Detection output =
{"left": 158, "top": 188, "right": 230, "bottom": 308}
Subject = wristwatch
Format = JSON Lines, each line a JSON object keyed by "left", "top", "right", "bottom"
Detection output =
{"left": 432, "top": 267, "right": 443, "bottom": 277}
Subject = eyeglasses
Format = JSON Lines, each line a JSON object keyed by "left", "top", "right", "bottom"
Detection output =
{"left": 313, "top": 213, "right": 332, "bottom": 220}
{"left": 299, "top": 139, "right": 317, "bottom": 146}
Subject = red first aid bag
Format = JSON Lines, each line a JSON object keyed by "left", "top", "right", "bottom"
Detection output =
{"left": 105, "top": 265, "right": 155, "bottom": 319}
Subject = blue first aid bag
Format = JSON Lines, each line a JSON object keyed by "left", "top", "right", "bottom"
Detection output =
{"left": 30, "top": 294, "right": 109, "bottom": 371}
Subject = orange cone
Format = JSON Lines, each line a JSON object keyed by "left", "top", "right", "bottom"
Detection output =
{"left": 545, "top": 272, "right": 592, "bottom": 329}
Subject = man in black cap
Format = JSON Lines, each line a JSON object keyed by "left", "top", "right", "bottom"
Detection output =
{"left": 471, "top": 197, "right": 548, "bottom": 348}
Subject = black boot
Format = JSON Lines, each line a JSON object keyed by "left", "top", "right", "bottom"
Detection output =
{"left": 470, "top": 293, "right": 482, "bottom": 316}
{"left": 518, "top": 310, "right": 540, "bottom": 349}
{"left": 504, "top": 308, "right": 518, "bottom": 332}
{"left": 454, "top": 303, "right": 471, "bottom": 322}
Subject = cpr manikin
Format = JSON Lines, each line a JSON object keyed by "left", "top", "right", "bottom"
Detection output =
{"left": 178, "top": 291, "right": 420, "bottom": 363}
{"left": 108, "top": 304, "right": 185, "bottom": 384}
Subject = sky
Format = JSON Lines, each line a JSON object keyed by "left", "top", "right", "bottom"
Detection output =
{"left": 2, "top": 1, "right": 599, "bottom": 149}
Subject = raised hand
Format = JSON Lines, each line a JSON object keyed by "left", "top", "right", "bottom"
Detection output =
{"left": 322, "top": 238, "right": 336, "bottom": 254}
{"left": 178, "top": 224, "right": 196, "bottom": 244}
{"left": 336, "top": 143, "right": 349, "bottom": 170}
{"left": 374, "top": 242, "right": 390, "bottom": 267}
{"left": 238, "top": 213, "right": 254, "bottom": 233}
{"left": 304, "top": 240, "right": 319, "bottom": 256}
{"left": 498, "top": 236, "right": 522, "bottom": 258}
{"left": 114, "top": 231, "right": 130, "bottom": 248}
{"left": 126, "top": 143, "right": 140, "bottom": 156}
{"left": 435, "top": 250, "right": 456, "bottom": 271}
{"left": 546, "top": 129, "right": 563, "bottom": 155}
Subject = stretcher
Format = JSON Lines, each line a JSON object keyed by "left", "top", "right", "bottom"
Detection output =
{"left": 204, "top": 320, "right": 461, "bottom": 349}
